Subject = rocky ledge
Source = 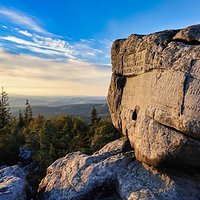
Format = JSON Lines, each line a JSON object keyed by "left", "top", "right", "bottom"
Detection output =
{"left": 0, "top": 165, "right": 29, "bottom": 200}
{"left": 38, "top": 138, "right": 200, "bottom": 200}
{"left": 108, "top": 24, "right": 200, "bottom": 167}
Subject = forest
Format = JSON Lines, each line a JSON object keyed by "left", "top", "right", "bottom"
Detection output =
{"left": 0, "top": 87, "right": 121, "bottom": 194}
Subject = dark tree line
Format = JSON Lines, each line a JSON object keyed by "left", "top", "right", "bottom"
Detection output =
{"left": 0, "top": 88, "right": 34, "bottom": 164}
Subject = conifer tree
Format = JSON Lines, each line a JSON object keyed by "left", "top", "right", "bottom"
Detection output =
{"left": 24, "top": 99, "right": 32, "bottom": 126}
{"left": 0, "top": 87, "right": 11, "bottom": 128}
{"left": 90, "top": 107, "right": 101, "bottom": 126}
{"left": 18, "top": 109, "right": 24, "bottom": 128}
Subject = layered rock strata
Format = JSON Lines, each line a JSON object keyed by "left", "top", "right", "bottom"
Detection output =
{"left": 107, "top": 24, "right": 200, "bottom": 167}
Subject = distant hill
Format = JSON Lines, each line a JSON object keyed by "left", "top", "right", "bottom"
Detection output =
{"left": 9, "top": 95, "right": 109, "bottom": 121}
{"left": 11, "top": 103, "right": 110, "bottom": 121}
{"left": 9, "top": 95, "right": 106, "bottom": 107}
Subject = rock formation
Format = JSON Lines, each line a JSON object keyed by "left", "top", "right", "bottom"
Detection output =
{"left": 107, "top": 24, "right": 200, "bottom": 167}
{"left": 0, "top": 165, "right": 29, "bottom": 200}
{"left": 38, "top": 25, "right": 200, "bottom": 199}
{"left": 38, "top": 138, "right": 200, "bottom": 200}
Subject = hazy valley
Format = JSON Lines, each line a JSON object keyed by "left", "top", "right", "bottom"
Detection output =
{"left": 10, "top": 95, "right": 109, "bottom": 120}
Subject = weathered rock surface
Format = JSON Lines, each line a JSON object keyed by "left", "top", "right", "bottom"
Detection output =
{"left": 107, "top": 24, "right": 200, "bottom": 167}
{"left": 0, "top": 165, "right": 29, "bottom": 200}
{"left": 38, "top": 138, "right": 200, "bottom": 200}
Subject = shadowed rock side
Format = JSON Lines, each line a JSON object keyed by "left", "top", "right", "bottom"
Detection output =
{"left": 107, "top": 24, "right": 200, "bottom": 167}
{"left": 0, "top": 165, "right": 29, "bottom": 200}
{"left": 38, "top": 138, "right": 200, "bottom": 200}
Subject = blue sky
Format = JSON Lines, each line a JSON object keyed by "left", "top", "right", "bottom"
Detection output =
{"left": 0, "top": 0, "right": 200, "bottom": 96}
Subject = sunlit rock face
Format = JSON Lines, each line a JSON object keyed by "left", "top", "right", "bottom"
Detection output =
{"left": 38, "top": 138, "right": 200, "bottom": 200}
{"left": 0, "top": 165, "right": 29, "bottom": 200}
{"left": 108, "top": 24, "right": 200, "bottom": 167}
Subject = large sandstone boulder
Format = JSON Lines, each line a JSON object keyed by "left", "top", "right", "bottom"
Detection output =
{"left": 107, "top": 24, "right": 200, "bottom": 167}
{"left": 38, "top": 138, "right": 200, "bottom": 200}
{"left": 0, "top": 165, "right": 29, "bottom": 200}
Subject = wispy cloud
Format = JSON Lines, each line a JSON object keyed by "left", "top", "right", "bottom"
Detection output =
{"left": 73, "top": 42, "right": 102, "bottom": 57}
{"left": 0, "top": 30, "right": 112, "bottom": 62}
{"left": 0, "top": 51, "right": 110, "bottom": 80}
{"left": 18, "top": 30, "right": 33, "bottom": 37}
{"left": 0, "top": 35, "right": 76, "bottom": 59}
{"left": 0, "top": 7, "right": 47, "bottom": 34}
{"left": 0, "top": 51, "right": 111, "bottom": 96}
{"left": 32, "top": 35, "right": 76, "bottom": 57}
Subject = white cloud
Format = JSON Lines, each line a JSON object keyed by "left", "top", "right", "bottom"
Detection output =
{"left": 73, "top": 42, "right": 103, "bottom": 57}
{"left": 99, "top": 39, "right": 112, "bottom": 49}
{"left": 0, "top": 51, "right": 111, "bottom": 96}
{"left": 0, "top": 33, "right": 111, "bottom": 62}
{"left": 0, "top": 35, "right": 76, "bottom": 58}
{"left": 1, "top": 36, "right": 33, "bottom": 46}
{"left": 18, "top": 30, "right": 33, "bottom": 37}
{"left": 16, "top": 44, "right": 68, "bottom": 56}
{"left": 2, "top": 25, "right": 7, "bottom": 29}
{"left": 0, "top": 7, "right": 47, "bottom": 34}
{"left": 32, "top": 35, "right": 76, "bottom": 57}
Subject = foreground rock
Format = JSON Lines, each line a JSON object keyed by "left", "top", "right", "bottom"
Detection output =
{"left": 38, "top": 138, "right": 200, "bottom": 200}
{"left": 0, "top": 165, "right": 29, "bottom": 200}
{"left": 107, "top": 24, "right": 200, "bottom": 167}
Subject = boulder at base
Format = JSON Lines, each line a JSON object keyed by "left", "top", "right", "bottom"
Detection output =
{"left": 107, "top": 24, "right": 200, "bottom": 167}
{"left": 38, "top": 138, "right": 200, "bottom": 200}
{"left": 0, "top": 165, "right": 29, "bottom": 200}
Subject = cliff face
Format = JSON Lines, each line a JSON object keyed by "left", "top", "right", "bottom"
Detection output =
{"left": 107, "top": 24, "right": 200, "bottom": 167}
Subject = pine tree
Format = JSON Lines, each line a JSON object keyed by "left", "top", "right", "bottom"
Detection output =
{"left": 18, "top": 110, "right": 24, "bottom": 128}
{"left": 24, "top": 99, "right": 32, "bottom": 126}
{"left": 90, "top": 107, "right": 101, "bottom": 126}
{"left": 0, "top": 87, "right": 11, "bottom": 128}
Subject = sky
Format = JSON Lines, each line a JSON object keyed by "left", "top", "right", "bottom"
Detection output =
{"left": 0, "top": 0, "right": 200, "bottom": 96}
